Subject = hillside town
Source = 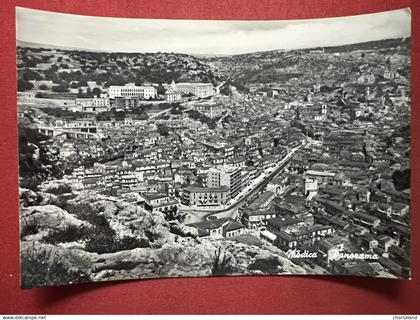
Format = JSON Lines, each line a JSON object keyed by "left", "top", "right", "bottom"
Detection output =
{"left": 17, "top": 36, "right": 411, "bottom": 288}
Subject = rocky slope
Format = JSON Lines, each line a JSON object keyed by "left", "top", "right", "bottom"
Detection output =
{"left": 19, "top": 184, "right": 306, "bottom": 288}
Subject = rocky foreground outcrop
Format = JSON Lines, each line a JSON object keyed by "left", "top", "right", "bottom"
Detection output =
{"left": 96, "top": 198, "right": 174, "bottom": 245}
{"left": 20, "top": 204, "right": 93, "bottom": 242}
{"left": 20, "top": 188, "right": 306, "bottom": 288}
{"left": 21, "top": 235, "right": 306, "bottom": 287}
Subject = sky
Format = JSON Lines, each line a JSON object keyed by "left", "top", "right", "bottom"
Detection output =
{"left": 16, "top": 7, "right": 411, "bottom": 55}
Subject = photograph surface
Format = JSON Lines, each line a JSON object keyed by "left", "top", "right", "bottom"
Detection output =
{"left": 16, "top": 7, "right": 411, "bottom": 288}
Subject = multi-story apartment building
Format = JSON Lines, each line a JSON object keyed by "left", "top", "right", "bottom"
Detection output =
{"left": 304, "top": 170, "right": 335, "bottom": 185}
{"left": 113, "top": 96, "right": 140, "bottom": 110}
{"left": 76, "top": 97, "right": 110, "bottom": 113}
{"left": 108, "top": 83, "right": 157, "bottom": 99}
{"left": 182, "top": 186, "right": 229, "bottom": 207}
{"left": 117, "top": 170, "right": 138, "bottom": 189}
{"left": 142, "top": 192, "right": 180, "bottom": 213}
{"left": 207, "top": 166, "right": 242, "bottom": 199}
{"left": 165, "top": 91, "right": 182, "bottom": 103}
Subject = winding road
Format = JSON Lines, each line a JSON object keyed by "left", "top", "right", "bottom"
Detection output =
{"left": 181, "top": 143, "right": 305, "bottom": 222}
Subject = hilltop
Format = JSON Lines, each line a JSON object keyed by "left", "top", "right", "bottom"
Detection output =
{"left": 202, "top": 37, "right": 411, "bottom": 87}
{"left": 16, "top": 44, "right": 220, "bottom": 93}
{"left": 17, "top": 37, "right": 410, "bottom": 94}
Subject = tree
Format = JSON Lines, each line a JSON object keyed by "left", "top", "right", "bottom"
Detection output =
{"left": 92, "top": 87, "right": 102, "bottom": 97}
{"left": 39, "top": 84, "right": 48, "bottom": 90}
{"left": 43, "top": 69, "right": 60, "bottom": 83}
{"left": 157, "top": 124, "right": 169, "bottom": 136}
{"left": 86, "top": 87, "right": 92, "bottom": 98}
{"left": 134, "top": 75, "right": 144, "bottom": 86}
{"left": 51, "top": 83, "right": 69, "bottom": 93}
{"left": 23, "top": 59, "right": 38, "bottom": 68}
{"left": 35, "top": 92, "right": 46, "bottom": 98}
{"left": 22, "top": 68, "right": 42, "bottom": 81}
{"left": 392, "top": 169, "right": 410, "bottom": 191}
{"left": 79, "top": 79, "right": 88, "bottom": 87}
{"left": 104, "top": 75, "right": 125, "bottom": 88}
{"left": 157, "top": 83, "right": 166, "bottom": 95}
{"left": 17, "top": 79, "right": 34, "bottom": 92}
{"left": 70, "top": 82, "right": 79, "bottom": 89}
{"left": 77, "top": 88, "right": 84, "bottom": 98}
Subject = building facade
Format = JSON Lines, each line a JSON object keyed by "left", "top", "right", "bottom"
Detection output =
{"left": 182, "top": 186, "right": 229, "bottom": 207}
{"left": 207, "top": 166, "right": 242, "bottom": 199}
{"left": 296, "top": 102, "right": 328, "bottom": 121}
{"left": 76, "top": 97, "right": 110, "bottom": 113}
{"left": 175, "top": 82, "right": 214, "bottom": 98}
{"left": 143, "top": 192, "right": 180, "bottom": 213}
{"left": 17, "top": 91, "right": 36, "bottom": 101}
{"left": 113, "top": 97, "right": 140, "bottom": 110}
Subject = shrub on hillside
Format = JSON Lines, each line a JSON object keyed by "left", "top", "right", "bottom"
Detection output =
{"left": 211, "top": 247, "right": 234, "bottom": 276}
{"left": 51, "top": 84, "right": 69, "bottom": 93}
{"left": 20, "top": 219, "right": 40, "bottom": 240}
{"left": 85, "top": 230, "right": 149, "bottom": 254}
{"left": 44, "top": 184, "right": 72, "bottom": 195}
{"left": 21, "top": 245, "right": 91, "bottom": 288}
{"left": 66, "top": 202, "right": 149, "bottom": 253}
{"left": 44, "top": 225, "right": 89, "bottom": 245}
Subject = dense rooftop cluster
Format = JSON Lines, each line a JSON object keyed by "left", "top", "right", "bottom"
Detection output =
{"left": 17, "top": 36, "right": 411, "bottom": 280}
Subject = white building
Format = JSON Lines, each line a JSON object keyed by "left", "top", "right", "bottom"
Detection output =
{"left": 164, "top": 80, "right": 182, "bottom": 102}
{"left": 165, "top": 90, "right": 182, "bottom": 103}
{"left": 17, "top": 91, "right": 35, "bottom": 101}
{"left": 304, "top": 170, "right": 335, "bottom": 184}
{"left": 303, "top": 177, "right": 318, "bottom": 197}
{"left": 108, "top": 83, "right": 157, "bottom": 99}
{"left": 175, "top": 82, "right": 214, "bottom": 98}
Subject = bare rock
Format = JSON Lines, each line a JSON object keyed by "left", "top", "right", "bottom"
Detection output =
{"left": 20, "top": 205, "right": 92, "bottom": 241}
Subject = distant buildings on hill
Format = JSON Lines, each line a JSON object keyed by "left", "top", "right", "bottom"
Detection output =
{"left": 71, "top": 81, "right": 215, "bottom": 113}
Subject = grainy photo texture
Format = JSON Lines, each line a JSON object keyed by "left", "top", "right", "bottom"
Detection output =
{"left": 16, "top": 7, "right": 411, "bottom": 288}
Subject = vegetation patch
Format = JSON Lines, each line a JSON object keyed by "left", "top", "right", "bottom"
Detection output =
{"left": 44, "top": 225, "right": 89, "bottom": 245}
{"left": 248, "top": 256, "right": 284, "bottom": 274}
{"left": 20, "top": 219, "right": 40, "bottom": 240}
{"left": 21, "top": 245, "right": 91, "bottom": 288}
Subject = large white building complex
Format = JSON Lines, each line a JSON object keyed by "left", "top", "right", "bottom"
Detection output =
{"left": 175, "top": 82, "right": 214, "bottom": 98}
{"left": 75, "top": 96, "right": 110, "bottom": 113}
{"left": 108, "top": 83, "right": 157, "bottom": 99}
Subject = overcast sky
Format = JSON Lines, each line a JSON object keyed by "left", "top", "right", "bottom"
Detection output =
{"left": 16, "top": 7, "right": 411, "bottom": 55}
